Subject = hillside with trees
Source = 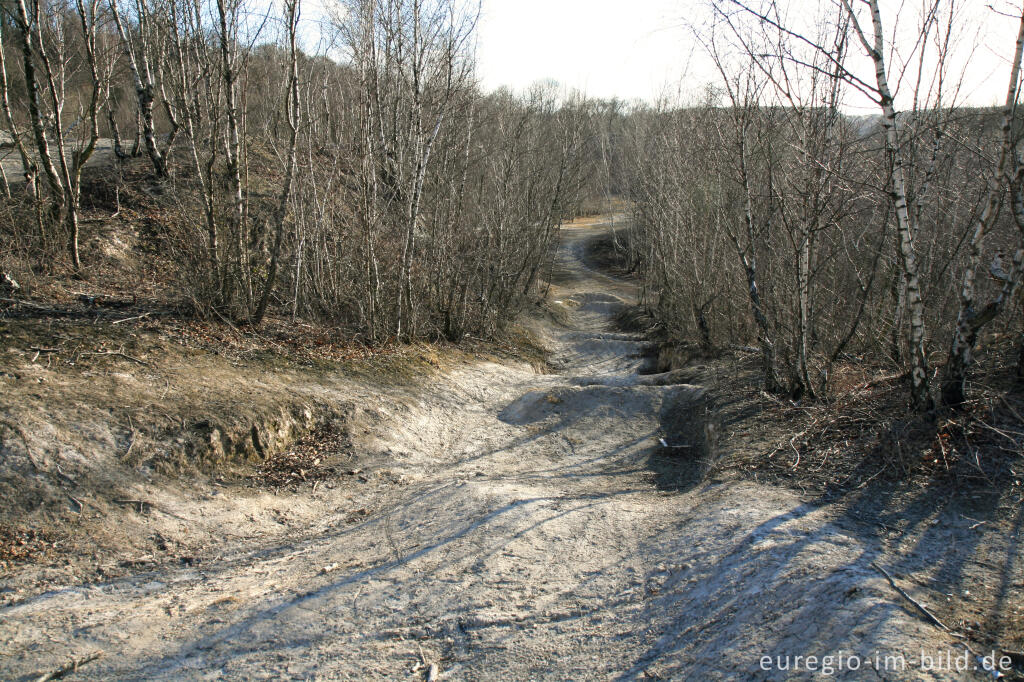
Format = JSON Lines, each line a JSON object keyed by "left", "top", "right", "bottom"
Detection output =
{"left": 2, "top": 0, "right": 1024, "bottom": 679}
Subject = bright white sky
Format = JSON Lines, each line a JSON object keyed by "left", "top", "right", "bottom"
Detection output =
{"left": 475, "top": 0, "right": 1022, "bottom": 108}
{"left": 294, "top": 0, "right": 1024, "bottom": 108}
{"left": 476, "top": 0, "right": 692, "bottom": 102}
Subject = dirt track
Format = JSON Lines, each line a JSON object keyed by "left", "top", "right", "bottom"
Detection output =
{"left": 0, "top": 220, "right": 972, "bottom": 680}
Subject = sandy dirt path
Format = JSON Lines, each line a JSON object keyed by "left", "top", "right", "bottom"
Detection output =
{"left": 0, "top": 220, "right": 964, "bottom": 680}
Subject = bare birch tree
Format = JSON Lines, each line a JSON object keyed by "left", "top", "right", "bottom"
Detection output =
{"left": 5, "top": 0, "right": 105, "bottom": 271}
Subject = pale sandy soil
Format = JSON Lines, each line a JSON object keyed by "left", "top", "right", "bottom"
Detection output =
{"left": 0, "top": 220, "right": 1009, "bottom": 680}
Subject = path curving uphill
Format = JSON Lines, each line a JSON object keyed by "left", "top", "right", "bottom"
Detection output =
{"left": 1, "top": 218, "right": 954, "bottom": 680}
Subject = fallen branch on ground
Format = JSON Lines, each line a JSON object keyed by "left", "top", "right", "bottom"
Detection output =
{"left": 0, "top": 419, "right": 43, "bottom": 472}
{"left": 123, "top": 417, "right": 136, "bottom": 459}
{"left": 0, "top": 297, "right": 54, "bottom": 311}
{"left": 79, "top": 350, "right": 148, "bottom": 366}
{"left": 659, "top": 438, "right": 692, "bottom": 449}
{"left": 112, "top": 312, "right": 152, "bottom": 325}
{"left": 872, "top": 562, "right": 952, "bottom": 633}
{"left": 1002, "top": 649, "right": 1024, "bottom": 664}
{"left": 34, "top": 650, "right": 103, "bottom": 681}
{"left": 113, "top": 499, "right": 151, "bottom": 513}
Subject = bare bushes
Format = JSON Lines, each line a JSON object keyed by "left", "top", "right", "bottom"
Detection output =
{"left": 0, "top": 0, "right": 593, "bottom": 343}
{"left": 621, "top": 1, "right": 1024, "bottom": 409}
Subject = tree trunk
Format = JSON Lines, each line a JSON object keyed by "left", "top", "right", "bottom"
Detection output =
{"left": 844, "top": 0, "right": 933, "bottom": 410}
{"left": 736, "top": 120, "right": 784, "bottom": 395}
{"left": 251, "top": 0, "right": 300, "bottom": 326}
{"left": 795, "top": 227, "right": 814, "bottom": 399}
{"left": 941, "top": 11, "right": 1024, "bottom": 406}
{"left": 109, "top": 0, "right": 168, "bottom": 176}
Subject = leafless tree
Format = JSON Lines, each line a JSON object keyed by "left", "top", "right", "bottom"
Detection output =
{"left": 108, "top": 0, "right": 169, "bottom": 176}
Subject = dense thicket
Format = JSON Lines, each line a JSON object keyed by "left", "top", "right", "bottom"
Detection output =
{"left": 5, "top": 0, "right": 1024, "bottom": 412}
{"left": 619, "top": 0, "right": 1024, "bottom": 409}
{"left": 0, "top": 0, "right": 594, "bottom": 341}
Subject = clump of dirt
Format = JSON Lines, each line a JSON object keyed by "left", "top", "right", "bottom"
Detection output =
{"left": 612, "top": 303, "right": 656, "bottom": 333}
{"left": 493, "top": 322, "right": 552, "bottom": 372}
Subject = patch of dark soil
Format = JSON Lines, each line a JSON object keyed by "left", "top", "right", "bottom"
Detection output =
{"left": 248, "top": 421, "right": 355, "bottom": 489}
{"left": 79, "top": 166, "right": 123, "bottom": 212}
{"left": 613, "top": 304, "right": 656, "bottom": 334}
{"left": 0, "top": 524, "right": 60, "bottom": 571}
{"left": 650, "top": 385, "right": 716, "bottom": 491}
{"left": 584, "top": 231, "right": 635, "bottom": 278}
